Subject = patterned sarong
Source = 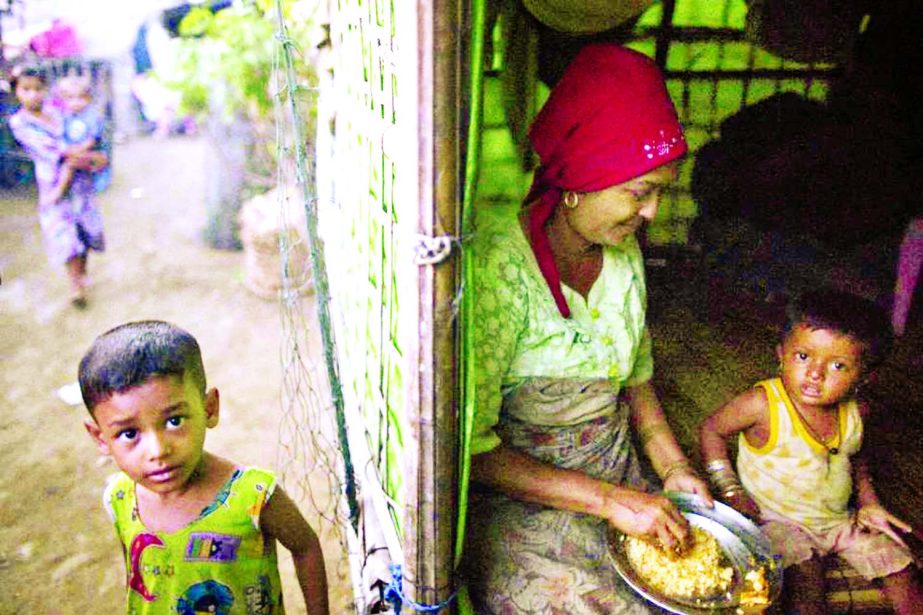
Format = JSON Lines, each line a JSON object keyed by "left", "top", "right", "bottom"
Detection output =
{"left": 465, "top": 378, "right": 655, "bottom": 614}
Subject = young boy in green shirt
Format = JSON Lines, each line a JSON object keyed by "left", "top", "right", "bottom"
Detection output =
{"left": 80, "top": 320, "right": 329, "bottom": 614}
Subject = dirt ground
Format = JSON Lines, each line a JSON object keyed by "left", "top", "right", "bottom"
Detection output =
{"left": 0, "top": 135, "right": 353, "bottom": 614}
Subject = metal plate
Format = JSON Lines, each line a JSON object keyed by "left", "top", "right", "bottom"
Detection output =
{"left": 609, "top": 492, "right": 782, "bottom": 614}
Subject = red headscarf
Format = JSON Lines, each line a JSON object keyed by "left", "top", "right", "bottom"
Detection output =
{"left": 525, "top": 44, "right": 687, "bottom": 318}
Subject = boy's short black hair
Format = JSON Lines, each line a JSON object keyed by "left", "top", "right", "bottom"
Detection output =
{"left": 9, "top": 63, "right": 48, "bottom": 91}
{"left": 78, "top": 320, "right": 207, "bottom": 414}
{"left": 783, "top": 288, "right": 893, "bottom": 371}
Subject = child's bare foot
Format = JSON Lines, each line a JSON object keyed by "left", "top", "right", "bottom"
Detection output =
{"left": 65, "top": 255, "right": 89, "bottom": 308}
{"left": 70, "top": 287, "right": 87, "bottom": 309}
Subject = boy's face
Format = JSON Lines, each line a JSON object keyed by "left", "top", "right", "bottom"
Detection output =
{"left": 776, "top": 324, "right": 864, "bottom": 412}
{"left": 85, "top": 375, "right": 219, "bottom": 495}
{"left": 15, "top": 76, "right": 46, "bottom": 113}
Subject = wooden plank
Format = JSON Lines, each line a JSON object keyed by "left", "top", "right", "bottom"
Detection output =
{"left": 402, "top": 0, "right": 462, "bottom": 612}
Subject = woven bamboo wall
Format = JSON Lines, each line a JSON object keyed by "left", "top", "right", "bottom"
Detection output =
{"left": 320, "top": 0, "right": 411, "bottom": 543}
{"left": 475, "top": 0, "right": 836, "bottom": 246}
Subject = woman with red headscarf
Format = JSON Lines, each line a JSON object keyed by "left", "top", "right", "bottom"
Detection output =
{"left": 465, "top": 44, "right": 713, "bottom": 613}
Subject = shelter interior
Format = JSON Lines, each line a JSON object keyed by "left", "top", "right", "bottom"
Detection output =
{"left": 472, "top": 1, "right": 923, "bottom": 612}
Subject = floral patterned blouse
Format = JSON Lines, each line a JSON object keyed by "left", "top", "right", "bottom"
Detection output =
{"left": 471, "top": 201, "right": 653, "bottom": 454}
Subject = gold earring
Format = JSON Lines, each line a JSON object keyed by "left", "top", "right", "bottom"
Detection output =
{"left": 563, "top": 191, "right": 579, "bottom": 209}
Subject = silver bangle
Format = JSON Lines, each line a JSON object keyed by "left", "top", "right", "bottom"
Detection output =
{"left": 706, "top": 458, "right": 732, "bottom": 474}
{"left": 722, "top": 486, "right": 744, "bottom": 498}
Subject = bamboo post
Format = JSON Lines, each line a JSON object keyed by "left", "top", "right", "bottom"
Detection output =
{"left": 402, "top": 0, "right": 464, "bottom": 611}
{"left": 655, "top": 0, "right": 677, "bottom": 70}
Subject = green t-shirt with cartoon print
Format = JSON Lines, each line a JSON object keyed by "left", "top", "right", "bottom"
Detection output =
{"left": 471, "top": 201, "right": 653, "bottom": 454}
{"left": 104, "top": 467, "right": 285, "bottom": 614}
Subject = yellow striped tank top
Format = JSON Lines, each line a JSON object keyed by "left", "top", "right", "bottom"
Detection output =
{"left": 737, "top": 378, "right": 862, "bottom": 532}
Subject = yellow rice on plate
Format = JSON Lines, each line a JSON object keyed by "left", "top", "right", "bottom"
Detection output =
{"left": 624, "top": 527, "right": 734, "bottom": 600}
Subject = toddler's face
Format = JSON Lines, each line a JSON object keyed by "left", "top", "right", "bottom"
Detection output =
{"left": 85, "top": 375, "right": 219, "bottom": 495}
{"left": 60, "top": 87, "right": 92, "bottom": 114}
{"left": 777, "top": 324, "right": 864, "bottom": 412}
{"left": 14, "top": 75, "right": 46, "bottom": 113}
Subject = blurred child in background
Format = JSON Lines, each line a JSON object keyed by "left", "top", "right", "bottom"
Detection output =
{"left": 56, "top": 70, "right": 111, "bottom": 193}
{"left": 8, "top": 63, "right": 107, "bottom": 308}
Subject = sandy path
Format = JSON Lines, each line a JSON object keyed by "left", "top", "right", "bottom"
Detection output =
{"left": 0, "top": 135, "right": 352, "bottom": 614}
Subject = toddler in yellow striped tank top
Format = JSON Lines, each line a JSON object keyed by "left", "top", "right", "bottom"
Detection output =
{"left": 699, "top": 289, "right": 921, "bottom": 615}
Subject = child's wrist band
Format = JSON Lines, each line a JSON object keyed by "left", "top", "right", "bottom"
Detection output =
{"left": 706, "top": 458, "right": 732, "bottom": 474}
{"left": 715, "top": 483, "right": 744, "bottom": 498}
{"left": 708, "top": 463, "right": 737, "bottom": 481}
{"left": 709, "top": 470, "right": 739, "bottom": 485}
{"left": 707, "top": 460, "right": 743, "bottom": 494}
{"left": 710, "top": 472, "right": 743, "bottom": 497}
